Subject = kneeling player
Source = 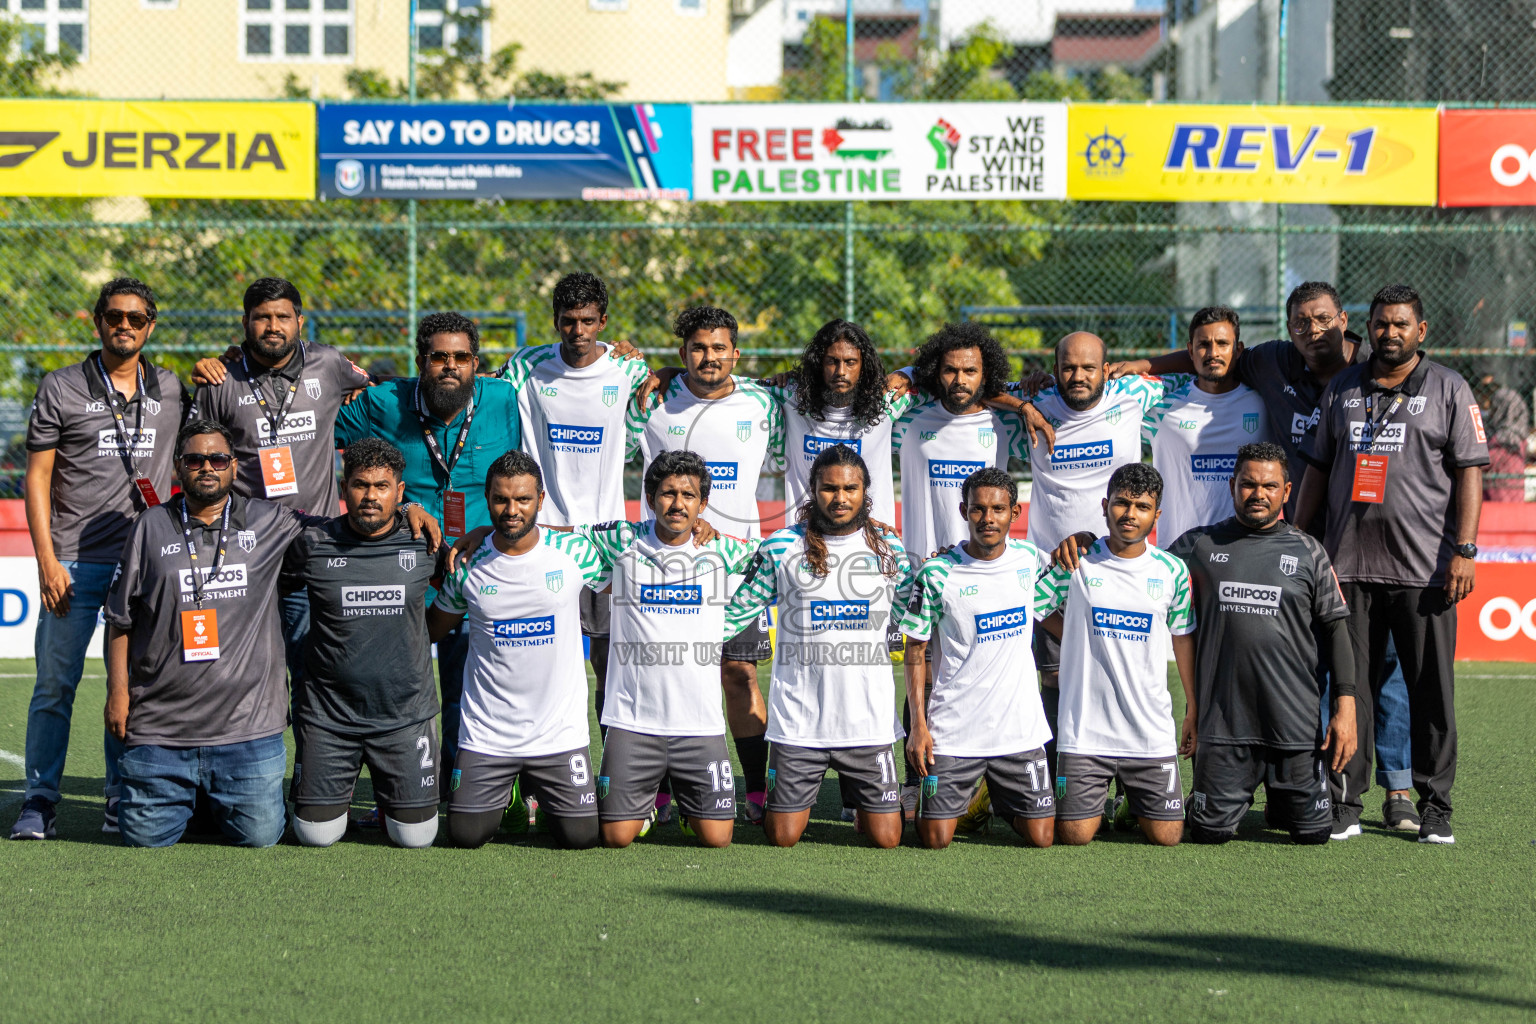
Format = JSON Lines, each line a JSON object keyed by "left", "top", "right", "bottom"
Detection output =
{"left": 286, "top": 438, "right": 441, "bottom": 849}
{"left": 578, "top": 451, "right": 758, "bottom": 849}
{"left": 898, "top": 468, "right": 1055, "bottom": 849}
{"left": 428, "top": 452, "right": 608, "bottom": 850}
{"left": 1037, "top": 463, "right": 1197, "bottom": 847}
{"left": 723, "top": 445, "right": 912, "bottom": 849}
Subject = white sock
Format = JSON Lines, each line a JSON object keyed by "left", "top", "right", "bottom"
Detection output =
{"left": 384, "top": 814, "right": 438, "bottom": 849}
{"left": 292, "top": 813, "right": 348, "bottom": 847}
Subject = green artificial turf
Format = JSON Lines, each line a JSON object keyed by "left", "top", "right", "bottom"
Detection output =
{"left": 1, "top": 658, "right": 1532, "bottom": 1023}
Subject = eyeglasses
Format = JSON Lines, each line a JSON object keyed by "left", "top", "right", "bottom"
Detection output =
{"left": 179, "top": 453, "right": 233, "bottom": 471}
{"left": 1288, "top": 313, "right": 1338, "bottom": 333}
{"left": 100, "top": 309, "right": 153, "bottom": 330}
{"left": 425, "top": 350, "right": 475, "bottom": 367}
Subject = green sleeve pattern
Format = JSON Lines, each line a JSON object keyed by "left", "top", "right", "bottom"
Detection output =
{"left": 1114, "top": 374, "right": 1168, "bottom": 419}
{"left": 433, "top": 545, "right": 489, "bottom": 614}
{"left": 573, "top": 520, "right": 640, "bottom": 571}
{"left": 713, "top": 533, "right": 761, "bottom": 575}
{"left": 1141, "top": 374, "right": 1195, "bottom": 438}
{"left": 895, "top": 556, "right": 948, "bottom": 641}
{"left": 1034, "top": 561, "right": 1072, "bottom": 616}
{"left": 722, "top": 534, "right": 788, "bottom": 638}
{"left": 1158, "top": 551, "right": 1196, "bottom": 634}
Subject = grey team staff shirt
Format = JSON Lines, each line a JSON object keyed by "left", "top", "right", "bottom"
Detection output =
{"left": 194, "top": 341, "right": 369, "bottom": 515}
{"left": 1236, "top": 334, "right": 1369, "bottom": 521}
{"left": 104, "top": 495, "right": 325, "bottom": 748}
{"left": 282, "top": 517, "right": 438, "bottom": 736}
{"left": 26, "top": 355, "right": 190, "bottom": 563}
{"left": 1299, "top": 356, "right": 1489, "bottom": 588}
{"left": 1165, "top": 518, "right": 1348, "bottom": 750}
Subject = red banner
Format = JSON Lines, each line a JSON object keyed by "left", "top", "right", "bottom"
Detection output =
{"left": 1439, "top": 109, "right": 1536, "bottom": 207}
{"left": 1456, "top": 563, "right": 1536, "bottom": 662}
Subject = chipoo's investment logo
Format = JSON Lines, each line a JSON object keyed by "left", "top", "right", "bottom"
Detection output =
{"left": 1080, "top": 128, "right": 1130, "bottom": 178}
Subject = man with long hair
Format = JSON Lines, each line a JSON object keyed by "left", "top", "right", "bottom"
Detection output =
{"left": 722, "top": 444, "right": 912, "bottom": 849}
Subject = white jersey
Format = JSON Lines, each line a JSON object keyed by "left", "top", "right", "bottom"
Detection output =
{"left": 891, "top": 400, "right": 1025, "bottom": 561}
{"left": 500, "top": 343, "right": 650, "bottom": 528}
{"left": 1036, "top": 538, "right": 1195, "bottom": 759}
{"left": 627, "top": 375, "right": 783, "bottom": 540}
{"left": 434, "top": 530, "right": 609, "bottom": 758}
{"left": 724, "top": 524, "right": 912, "bottom": 748}
{"left": 769, "top": 381, "right": 912, "bottom": 526}
{"left": 1143, "top": 377, "right": 1272, "bottom": 547}
{"left": 578, "top": 520, "right": 757, "bottom": 737}
{"left": 895, "top": 540, "right": 1053, "bottom": 758}
{"left": 1020, "top": 375, "right": 1167, "bottom": 550}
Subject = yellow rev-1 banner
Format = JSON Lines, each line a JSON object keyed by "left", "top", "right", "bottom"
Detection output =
{"left": 0, "top": 100, "right": 315, "bottom": 200}
{"left": 1067, "top": 104, "right": 1437, "bottom": 206}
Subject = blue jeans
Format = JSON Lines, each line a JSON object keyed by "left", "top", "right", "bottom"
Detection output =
{"left": 280, "top": 586, "right": 310, "bottom": 692}
{"left": 24, "top": 559, "right": 124, "bottom": 804}
{"left": 1374, "top": 639, "right": 1413, "bottom": 791}
{"left": 117, "top": 733, "right": 288, "bottom": 848}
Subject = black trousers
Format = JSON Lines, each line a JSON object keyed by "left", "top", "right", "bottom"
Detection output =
{"left": 1332, "top": 583, "right": 1459, "bottom": 819}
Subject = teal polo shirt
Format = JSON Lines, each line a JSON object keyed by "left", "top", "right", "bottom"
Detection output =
{"left": 334, "top": 375, "right": 521, "bottom": 540}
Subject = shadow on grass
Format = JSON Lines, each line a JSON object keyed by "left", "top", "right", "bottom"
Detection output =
{"left": 659, "top": 886, "right": 1533, "bottom": 1011}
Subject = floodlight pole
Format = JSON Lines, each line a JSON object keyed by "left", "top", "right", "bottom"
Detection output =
{"left": 407, "top": 0, "right": 420, "bottom": 334}
{"left": 843, "top": 0, "right": 856, "bottom": 322}
{"left": 1275, "top": 0, "right": 1289, "bottom": 327}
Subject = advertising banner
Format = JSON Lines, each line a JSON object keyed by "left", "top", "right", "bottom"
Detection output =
{"left": 1438, "top": 109, "right": 1536, "bottom": 207}
{"left": 317, "top": 102, "right": 691, "bottom": 200}
{"left": 1067, "top": 103, "right": 1438, "bottom": 205}
{"left": 0, "top": 100, "right": 314, "bottom": 200}
{"left": 0, "top": 558, "right": 103, "bottom": 660}
{"left": 1455, "top": 563, "right": 1536, "bottom": 662}
{"left": 691, "top": 102, "right": 1067, "bottom": 201}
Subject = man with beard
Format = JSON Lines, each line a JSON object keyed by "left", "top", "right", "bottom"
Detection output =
{"left": 102, "top": 421, "right": 439, "bottom": 847}
{"left": 12, "top": 277, "right": 190, "bottom": 840}
{"left": 334, "top": 311, "right": 522, "bottom": 792}
{"left": 625, "top": 307, "right": 782, "bottom": 824}
{"left": 191, "top": 278, "right": 371, "bottom": 700}
{"left": 1162, "top": 443, "right": 1356, "bottom": 845}
{"left": 722, "top": 444, "right": 913, "bottom": 849}
{"left": 1296, "top": 284, "right": 1488, "bottom": 845}
{"left": 429, "top": 451, "right": 607, "bottom": 850}
{"left": 282, "top": 438, "right": 440, "bottom": 848}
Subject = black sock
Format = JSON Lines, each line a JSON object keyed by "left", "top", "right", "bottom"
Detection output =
{"left": 735, "top": 733, "right": 768, "bottom": 794}
{"left": 1041, "top": 685, "right": 1060, "bottom": 779}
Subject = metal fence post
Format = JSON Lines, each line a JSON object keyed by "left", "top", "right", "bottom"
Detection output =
{"left": 1275, "top": 0, "right": 1289, "bottom": 323}
{"left": 843, "top": 0, "right": 856, "bottom": 323}
{"left": 407, "top": 0, "right": 420, "bottom": 337}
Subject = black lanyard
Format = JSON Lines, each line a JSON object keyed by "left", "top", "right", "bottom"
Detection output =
{"left": 179, "top": 496, "right": 232, "bottom": 609}
{"left": 243, "top": 346, "right": 304, "bottom": 442}
{"left": 95, "top": 354, "right": 146, "bottom": 485}
{"left": 415, "top": 382, "right": 475, "bottom": 489}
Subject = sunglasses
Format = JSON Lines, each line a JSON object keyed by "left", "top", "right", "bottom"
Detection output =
{"left": 179, "top": 453, "right": 233, "bottom": 471}
{"left": 100, "top": 309, "right": 154, "bottom": 330}
{"left": 425, "top": 350, "right": 475, "bottom": 366}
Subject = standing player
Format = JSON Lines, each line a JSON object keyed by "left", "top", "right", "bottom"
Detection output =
{"left": 1036, "top": 463, "right": 1197, "bottom": 847}
{"left": 1165, "top": 443, "right": 1357, "bottom": 844}
{"left": 191, "top": 278, "right": 371, "bottom": 696}
{"left": 723, "top": 445, "right": 912, "bottom": 849}
{"left": 13, "top": 277, "right": 189, "bottom": 840}
{"left": 1141, "top": 307, "right": 1272, "bottom": 546}
{"left": 428, "top": 451, "right": 607, "bottom": 850}
{"left": 898, "top": 468, "right": 1055, "bottom": 850}
{"left": 283, "top": 438, "right": 440, "bottom": 849}
{"left": 577, "top": 451, "right": 758, "bottom": 849}
{"left": 626, "top": 306, "right": 782, "bottom": 822}
{"left": 498, "top": 272, "right": 650, "bottom": 704}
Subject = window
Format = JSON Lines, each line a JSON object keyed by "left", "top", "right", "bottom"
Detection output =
{"left": 240, "top": 0, "right": 352, "bottom": 61}
{"left": 674, "top": 0, "right": 704, "bottom": 15}
{"left": 0, "top": 0, "right": 89, "bottom": 60}
{"left": 416, "top": 0, "right": 487, "bottom": 57}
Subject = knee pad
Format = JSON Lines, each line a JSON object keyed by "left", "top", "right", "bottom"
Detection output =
{"left": 1291, "top": 828, "right": 1331, "bottom": 846}
{"left": 1187, "top": 823, "right": 1234, "bottom": 845}
{"left": 292, "top": 812, "right": 348, "bottom": 847}
{"left": 385, "top": 814, "right": 439, "bottom": 849}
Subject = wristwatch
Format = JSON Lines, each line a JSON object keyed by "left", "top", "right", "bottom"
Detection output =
{"left": 1455, "top": 542, "right": 1478, "bottom": 559}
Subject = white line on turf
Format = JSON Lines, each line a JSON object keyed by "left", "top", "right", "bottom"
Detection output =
{"left": 0, "top": 750, "right": 23, "bottom": 769}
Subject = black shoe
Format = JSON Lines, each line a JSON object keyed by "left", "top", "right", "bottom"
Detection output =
{"left": 1382, "top": 793, "right": 1420, "bottom": 832}
{"left": 1417, "top": 809, "right": 1454, "bottom": 845}
{"left": 1329, "top": 807, "right": 1361, "bottom": 841}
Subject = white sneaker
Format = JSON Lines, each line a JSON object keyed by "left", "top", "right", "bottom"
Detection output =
{"left": 1329, "top": 821, "right": 1362, "bottom": 841}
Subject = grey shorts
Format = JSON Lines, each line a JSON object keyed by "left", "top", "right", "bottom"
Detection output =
{"left": 1189, "top": 744, "right": 1330, "bottom": 837}
{"left": 917, "top": 748, "right": 1055, "bottom": 821}
{"left": 293, "top": 717, "right": 440, "bottom": 811}
{"left": 1032, "top": 623, "right": 1061, "bottom": 674}
{"left": 1057, "top": 753, "right": 1185, "bottom": 822}
{"left": 597, "top": 728, "right": 736, "bottom": 821}
{"left": 580, "top": 588, "right": 611, "bottom": 638}
{"left": 766, "top": 742, "right": 901, "bottom": 814}
{"left": 722, "top": 609, "right": 772, "bottom": 663}
{"left": 447, "top": 746, "right": 598, "bottom": 817}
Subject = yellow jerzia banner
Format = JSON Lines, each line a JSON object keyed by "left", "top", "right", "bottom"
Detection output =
{"left": 1066, "top": 103, "right": 1438, "bottom": 206}
{"left": 0, "top": 100, "right": 315, "bottom": 200}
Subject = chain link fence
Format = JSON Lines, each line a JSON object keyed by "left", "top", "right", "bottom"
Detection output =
{"left": 0, "top": 0, "right": 1532, "bottom": 497}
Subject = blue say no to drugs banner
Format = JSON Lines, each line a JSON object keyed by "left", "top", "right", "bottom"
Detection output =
{"left": 316, "top": 102, "right": 692, "bottom": 200}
